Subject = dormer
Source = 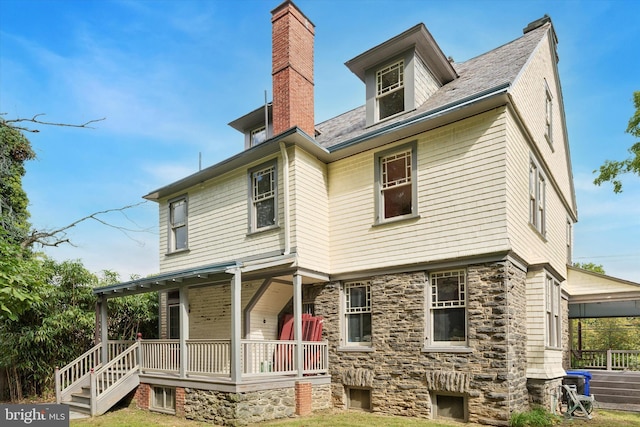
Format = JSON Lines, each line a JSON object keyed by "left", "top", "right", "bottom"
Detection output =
{"left": 345, "top": 24, "right": 457, "bottom": 127}
{"left": 228, "top": 103, "right": 273, "bottom": 150}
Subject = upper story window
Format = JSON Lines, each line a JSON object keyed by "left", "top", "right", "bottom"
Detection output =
{"left": 544, "top": 80, "right": 553, "bottom": 146}
{"left": 168, "top": 196, "right": 188, "bottom": 252}
{"left": 250, "top": 126, "right": 267, "bottom": 147}
{"left": 429, "top": 270, "right": 467, "bottom": 346}
{"left": 344, "top": 281, "right": 372, "bottom": 346}
{"left": 529, "top": 159, "right": 546, "bottom": 236}
{"left": 249, "top": 161, "right": 277, "bottom": 232}
{"left": 375, "top": 142, "right": 417, "bottom": 223}
{"left": 545, "top": 274, "right": 562, "bottom": 348}
{"left": 376, "top": 60, "right": 405, "bottom": 120}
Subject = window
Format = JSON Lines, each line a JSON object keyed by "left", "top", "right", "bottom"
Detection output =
{"left": 249, "top": 161, "right": 277, "bottom": 231}
{"left": 432, "top": 394, "right": 467, "bottom": 421}
{"left": 529, "top": 159, "right": 546, "bottom": 236}
{"left": 250, "top": 125, "right": 267, "bottom": 146}
{"left": 151, "top": 386, "right": 175, "bottom": 413}
{"left": 169, "top": 197, "right": 187, "bottom": 251}
{"left": 376, "top": 60, "right": 404, "bottom": 120}
{"left": 347, "top": 387, "right": 371, "bottom": 411}
{"left": 544, "top": 81, "right": 553, "bottom": 145}
{"left": 344, "top": 281, "right": 372, "bottom": 345}
{"left": 376, "top": 143, "right": 416, "bottom": 222}
{"left": 546, "top": 274, "right": 562, "bottom": 348}
{"left": 429, "top": 270, "right": 467, "bottom": 346}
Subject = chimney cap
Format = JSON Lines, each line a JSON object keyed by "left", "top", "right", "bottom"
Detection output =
{"left": 271, "top": 0, "right": 315, "bottom": 28}
{"left": 523, "top": 14, "right": 552, "bottom": 34}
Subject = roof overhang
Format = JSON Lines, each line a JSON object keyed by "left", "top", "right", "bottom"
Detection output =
{"left": 228, "top": 103, "right": 272, "bottom": 133}
{"left": 345, "top": 23, "right": 458, "bottom": 84}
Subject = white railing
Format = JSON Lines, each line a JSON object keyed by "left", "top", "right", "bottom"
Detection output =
{"left": 139, "top": 340, "right": 180, "bottom": 373}
{"left": 55, "top": 343, "right": 102, "bottom": 403}
{"left": 303, "top": 341, "right": 329, "bottom": 374}
{"left": 242, "top": 340, "right": 297, "bottom": 375}
{"left": 572, "top": 349, "right": 640, "bottom": 370}
{"left": 90, "top": 342, "right": 140, "bottom": 416}
{"left": 108, "top": 340, "right": 135, "bottom": 360}
{"left": 187, "top": 340, "right": 231, "bottom": 376}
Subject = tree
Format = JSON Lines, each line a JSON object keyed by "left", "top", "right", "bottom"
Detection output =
{"left": 573, "top": 262, "right": 605, "bottom": 275}
{"left": 593, "top": 91, "right": 640, "bottom": 193}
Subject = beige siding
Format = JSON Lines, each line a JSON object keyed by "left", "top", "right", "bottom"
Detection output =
{"left": 290, "top": 146, "right": 330, "bottom": 271}
{"left": 247, "top": 282, "right": 292, "bottom": 340}
{"left": 526, "top": 270, "right": 566, "bottom": 379}
{"left": 329, "top": 109, "right": 511, "bottom": 274}
{"left": 509, "top": 31, "right": 575, "bottom": 215}
{"left": 414, "top": 53, "right": 440, "bottom": 107}
{"left": 505, "top": 106, "right": 569, "bottom": 276}
{"left": 158, "top": 155, "right": 285, "bottom": 273}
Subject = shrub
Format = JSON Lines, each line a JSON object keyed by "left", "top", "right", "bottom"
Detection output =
{"left": 510, "top": 407, "right": 561, "bottom": 427}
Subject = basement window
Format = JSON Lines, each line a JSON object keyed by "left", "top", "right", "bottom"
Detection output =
{"left": 432, "top": 393, "right": 467, "bottom": 421}
{"left": 151, "top": 386, "right": 176, "bottom": 414}
{"left": 347, "top": 387, "right": 371, "bottom": 411}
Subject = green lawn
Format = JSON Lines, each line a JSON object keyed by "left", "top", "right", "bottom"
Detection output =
{"left": 70, "top": 406, "right": 640, "bottom": 427}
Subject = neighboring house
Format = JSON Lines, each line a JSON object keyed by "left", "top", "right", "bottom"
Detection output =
{"left": 60, "top": 1, "right": 585, "bottom": 425}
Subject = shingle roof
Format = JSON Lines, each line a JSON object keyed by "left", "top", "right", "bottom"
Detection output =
{"left": 315, "top": 23, "right": 550, "bottom": 150}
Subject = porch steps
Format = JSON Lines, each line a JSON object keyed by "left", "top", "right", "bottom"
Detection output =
{"left": 589, "top": 371, "right": 640, "bottom": 405}
{"left": 60, "top": 369, "right": 132, "bottom": 415}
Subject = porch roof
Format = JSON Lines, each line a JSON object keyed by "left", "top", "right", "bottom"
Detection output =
{"left": 93, "top": 260, "right": 239, "bottom": 298}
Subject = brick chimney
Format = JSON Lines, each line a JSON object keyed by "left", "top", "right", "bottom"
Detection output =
{"left": 271, "top": 0, "right": 315, "bottom": 138}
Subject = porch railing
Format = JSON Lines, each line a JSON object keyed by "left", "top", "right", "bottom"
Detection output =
{"left": 138, "top": 339, "right": 328, "bottom": 377}
{"left": 572, "top": 349, "right": 640, "bottom": 371}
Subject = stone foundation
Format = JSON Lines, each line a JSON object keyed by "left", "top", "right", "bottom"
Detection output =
{"left": 527, "top": 377, "right": 563, "bottom": 409}
{"left": 308, "top": 261, "right": 530, "bottom": 425}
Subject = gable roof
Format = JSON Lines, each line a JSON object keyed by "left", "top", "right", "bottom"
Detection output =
{"left": 315, "top": 22, "right": 550, "bottom": 150}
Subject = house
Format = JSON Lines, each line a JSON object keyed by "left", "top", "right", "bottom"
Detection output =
{"left": 56, "top": 1, "right": 585, "bottom": 424}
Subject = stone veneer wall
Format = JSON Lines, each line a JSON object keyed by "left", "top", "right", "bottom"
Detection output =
{"left": 183, "top": 383, "right": 331, "bottom": 426}
{"left": 308, "top": 261, "right": 529, "bottom": 425}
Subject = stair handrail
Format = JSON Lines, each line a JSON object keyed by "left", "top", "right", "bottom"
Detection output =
{"left": 90, "top": 341, "right": 140, "bottom": 416}
{"left": 55, "top": 342, "right": 103, "bottom": 404}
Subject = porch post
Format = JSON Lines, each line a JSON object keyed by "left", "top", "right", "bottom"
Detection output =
{"left": 293, "top": 273, "right": 303, "bottom": 378}
{"left": 231, "top": 269, "right": 242, "bottom": 383}
{"left": 100, "top": 295, "right": 108, "bottom": 364}
{"left": 179, "top": 285, "right": 189, "bottom": 378}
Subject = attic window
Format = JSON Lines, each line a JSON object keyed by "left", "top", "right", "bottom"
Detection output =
{"left": 251, "top": 126, "right": 267, "bottom": 147}
{"left": 376, "top": 60, "right": 405, "bottom": 120}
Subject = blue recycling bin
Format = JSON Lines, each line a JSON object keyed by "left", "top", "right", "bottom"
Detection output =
{"left": 566, "top": 370, "right": 592, "bottom": 396}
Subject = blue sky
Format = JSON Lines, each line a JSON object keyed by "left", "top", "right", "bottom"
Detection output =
{"left": 1, "top": 0, "right": 639, "bottom": 282}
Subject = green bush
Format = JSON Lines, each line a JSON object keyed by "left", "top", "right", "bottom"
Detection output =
{"left": 510, "top": 407, "right": 561, "bottom": 427}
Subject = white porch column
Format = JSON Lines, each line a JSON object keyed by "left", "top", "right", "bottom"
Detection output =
{"left": 293, "top": 273, "right": 303, "bottom": 378}
{"left": 179, "top": 285, "right": 189, "bottom": 378}
{"left": 100, "top": 295, "right": 108, "bottom": 364}
{"left": 231, "top": 269, "right": 242, "bottom": 383}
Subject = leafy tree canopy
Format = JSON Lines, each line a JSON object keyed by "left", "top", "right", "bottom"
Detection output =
{"left": 594, "top": 91, "right": 640, "bottom": 193}
{"left": 573, "top": 262, "right": 606, "bottom": 275}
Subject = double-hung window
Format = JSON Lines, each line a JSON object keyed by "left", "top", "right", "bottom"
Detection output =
{"left": 168, "top": 196, "right": 187, "bottom": 252}
{"left": 376, "top": 143, "right": 416, "bottom": 222}
{"left": 344, "top": 281, "right": 372, "bottom": 345}
{"left": 529, "top": 159, "right": 546, "bottom": 236}
{"left": 250, "top": 125, "right": 267, "bottom": 147}
{"left": 249, "top": 161, "right": 277, "bottom": 231}
{"left": 545, "top": 274, "right": 562, "bottom": 348}
{"left": 376, "top": 60, "right": 405, "bottom": 120}
{"left": 429, "top": 270, "right": 467, "bottom": 346}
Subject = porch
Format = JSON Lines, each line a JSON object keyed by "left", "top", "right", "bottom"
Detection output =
{"left": 56, "top": 256, "right": 332, "bottom": 417}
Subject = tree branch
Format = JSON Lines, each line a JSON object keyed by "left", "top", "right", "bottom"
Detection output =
{"left": 1, "top": 113, "right": 106, "bottom": 133}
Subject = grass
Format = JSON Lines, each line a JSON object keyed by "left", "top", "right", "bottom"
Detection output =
{"left": 69, "top": 406, "right": 640, "bottom": 427}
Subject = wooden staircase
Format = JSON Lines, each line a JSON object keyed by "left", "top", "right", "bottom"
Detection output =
{"left": 56, "top": 341, "right": 140, "bottom": 416}
{"left": 589, "top": 371, "right": 640, "bottom": 406}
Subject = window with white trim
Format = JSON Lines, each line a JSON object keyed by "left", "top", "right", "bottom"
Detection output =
{"left": 376, "top": 60, "right": 405, "bottom": 120}
{"left": 250, "top": 125, "right": 267, "bottom": 147}
{"left": 151, "top": 386, "right": 175, "bottom": 413}
{"left": 429, "top": 270, "right": 467, "bottom": 346}
{"left": 544, "top": 80, "right": 553, "bottom": 145}
{"left": 376, "top": 143, "right": 416, "bottom": 222}
{"left": 344, "top": 281, "right": 372, "bottom": 345}
{"left": 546, "top": 274, "right": 562, "bottom": 348}
{"left": 529, "top": 159, "right": 546, "bottom": 236}
{"left": 249, "top": 161, "right": 277, "bottom": 231}
{"left": 168, "top": 197, "right": 187, "bottom": 251}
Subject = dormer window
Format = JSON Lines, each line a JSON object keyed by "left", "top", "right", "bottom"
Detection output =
{"left": 251, "top": 126, "right": 267, "bottom": 147}
{"left": 377, "top": 60, "right": 405, "bottom": 120}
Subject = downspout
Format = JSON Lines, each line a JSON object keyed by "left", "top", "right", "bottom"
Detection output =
{"left": 279, "top": 141, "right": 291, "bottom": 255}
